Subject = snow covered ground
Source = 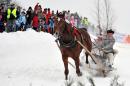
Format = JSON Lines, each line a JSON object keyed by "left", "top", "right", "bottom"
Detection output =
{"left": 1, "top": 0, "right": 130, "bottom": 85}
{"left": 0, "top": 29, "right": 130, "bottom": 86}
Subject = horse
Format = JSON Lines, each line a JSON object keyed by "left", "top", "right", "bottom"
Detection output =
{"left": 53, "top": 14, "right": 92, "bottom": 80}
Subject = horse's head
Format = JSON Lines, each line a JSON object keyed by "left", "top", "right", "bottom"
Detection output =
{"left": 53, "top": 11, "right": 66, "bottom": 35}
{"left": 54, "top": 16, "right": 76, "bottom": 47}
{"left": 56, "top": 18, "right": 66, "bottom": 34}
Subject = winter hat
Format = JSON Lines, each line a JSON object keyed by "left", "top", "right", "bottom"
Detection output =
{"left": 10, "top": 3, "right": 15, "bottom": 7}
{"left": 21, "top": 11, "right": 26, "bottom": 15}
{"left": 107, "top": 29, "right": 114, "bottom": 34}
{"left": 29, "top": 6, "right": 32, "bottom": 10}
{"left": 48, "top": 8, "right": 50, "bottom": 11}
{"left": 57, "top": 12, "right": 65, "bottom": 19}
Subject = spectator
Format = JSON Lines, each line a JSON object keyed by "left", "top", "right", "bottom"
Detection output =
{"left": 26, "top": 6, "right": 33, "bottom": 28}
{"left": 6, "top": 3, "right": 18, "bottom": 32}
{"left": 31, "top": 13, "right": 39, "bottom": 31}
{"left": 0, "top": 9, "right": 4, "bottom": 32}
{"left": 34, "top": 3, "right": 39, "bottom": 14}
{"left": 16, "top": 11, "right": 26, "bottom": 31}
{"left": 49, "top": 17, "right": 54, "bottom": 34}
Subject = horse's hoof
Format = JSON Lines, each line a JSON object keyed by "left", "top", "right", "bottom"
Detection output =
{"left": 102, "top": 70, "right": 107, "bottom": 77}
{"left": 77, "top": 72, "right": 82, "bottom": 76}
{"left": 86, "top": 62, "right": 89, "bottom": 64}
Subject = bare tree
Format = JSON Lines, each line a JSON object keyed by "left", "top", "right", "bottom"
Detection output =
{"left": 96, "top": 0, "right": 102, "bottom": 35}
{"left": 94, "top": 0, "right": 115, "bottom": 34}
{"left": 103, "top": 0, "right": 115, "bottom": 30}
{"left": 94, "top": 0, "right": 102, "bottom": 35}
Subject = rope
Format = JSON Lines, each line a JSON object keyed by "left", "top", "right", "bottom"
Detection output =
{"left": 76, "top": 40, "right": 96, "bottom": 64}
{"left": 76, "top": 40, "right": 108, "bottom": 71}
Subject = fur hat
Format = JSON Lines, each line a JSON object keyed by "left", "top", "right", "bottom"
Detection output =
{"left": 57, "top": 12, "right": 65, "bottom": 19}
{"left": 107, "top": 29, "right": 114, "bottom": 34}
{"left": 21, "top": 11, "right": 26, "bottom": 15}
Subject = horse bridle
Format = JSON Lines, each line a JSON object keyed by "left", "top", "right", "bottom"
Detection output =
{"left": 55, "top": 18, "right": 77, "bottom": 48}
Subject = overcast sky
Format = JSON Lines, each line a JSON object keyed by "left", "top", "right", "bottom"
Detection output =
{"left": 14, "top": 0, "right": 130, "bottom": 34}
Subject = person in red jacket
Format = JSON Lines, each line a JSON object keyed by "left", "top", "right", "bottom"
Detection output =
{"left": 32, "top": 13, "right": 39, "bottom": 31}
{"left": 34, "top": 3, "right": 39, "bottom": 14}
{"left": 46, "top": 8, "right": 51, "bottom": 24}
{"left": 43, "top": 8, "right": 47, "bottom": 18}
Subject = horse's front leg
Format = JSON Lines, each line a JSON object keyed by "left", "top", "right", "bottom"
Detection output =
{"left": 62, "top": 56, "right": 69, "bottom": 80}
{"left": 74, "top": 57, "right": 82, "bottom": 76}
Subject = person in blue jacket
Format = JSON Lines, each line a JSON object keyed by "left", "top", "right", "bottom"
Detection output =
{"left": 49, "top": 17, "right": 54, "bottom": 35}
{"left": 16, "top": 11, "right": 26, "bottom": 31}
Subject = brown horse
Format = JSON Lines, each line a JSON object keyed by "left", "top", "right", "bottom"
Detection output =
{"left": 54, "top": 15, "right": 92, "bottom": 80}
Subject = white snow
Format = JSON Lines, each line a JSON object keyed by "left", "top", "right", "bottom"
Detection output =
{"left": 0, "top": 29, "right": 130, "bottom": 86}
{"left": 1, "top": 0, "right": 130, "bottom": 85}
{"left": 0, "top": 30, "right": 64, "bottom": 86}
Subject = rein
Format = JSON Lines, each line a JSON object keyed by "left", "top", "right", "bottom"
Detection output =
{"left": 57, "top": 21, "right": 77, "bottom": 48}
{"left": 57, "top": 31, "right": 76, "bottom": 48}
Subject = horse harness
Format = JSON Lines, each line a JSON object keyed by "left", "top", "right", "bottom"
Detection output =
{"left": 55, "top": 23, "right": 82, "bottom": 48}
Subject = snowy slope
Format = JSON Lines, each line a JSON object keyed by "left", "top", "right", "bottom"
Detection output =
{"left": 1, "top": 0, "right": 130, "bottom": 85}
{"left": 113, "top": 43, "right": 130, "bottom": 86}
{"left": 0, "top": 30, "right": 64, "bottom": 86}
{"left": 0, "top": 30, "right": 130, "bottom": 86}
